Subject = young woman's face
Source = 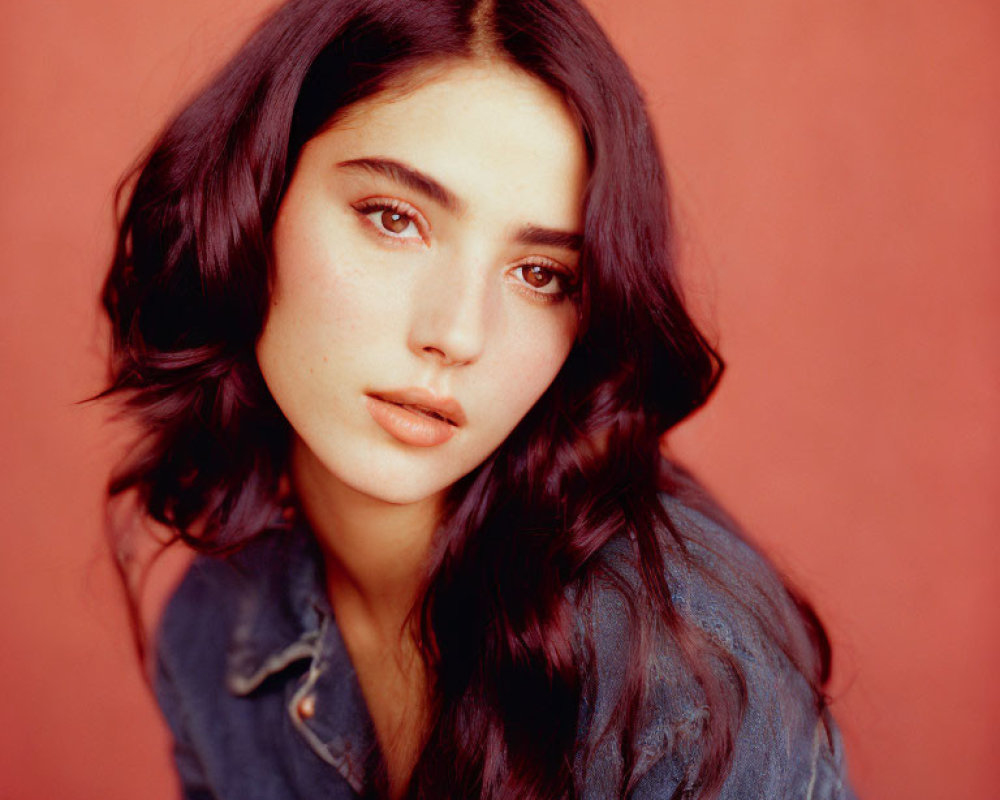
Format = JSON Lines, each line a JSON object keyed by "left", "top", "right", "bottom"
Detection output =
{"left": 256, "top": 60, "right": 588, "bottom": 507}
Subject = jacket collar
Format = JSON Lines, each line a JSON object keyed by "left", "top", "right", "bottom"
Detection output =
{"left": 223, "top": 522, "right": 331, "bottom": 696}
{"left": 220, "top": 522, "right": 378, "bottom": 793}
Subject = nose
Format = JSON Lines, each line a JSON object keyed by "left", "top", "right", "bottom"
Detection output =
{"left": 407, "top": 257, "right": 492, "bottom": 367}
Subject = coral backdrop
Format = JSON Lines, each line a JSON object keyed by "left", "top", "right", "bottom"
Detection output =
{"left": 1, "top": 1, "right": 997, "bottom": 798}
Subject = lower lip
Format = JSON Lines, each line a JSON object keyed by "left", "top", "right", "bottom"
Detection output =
{"left": 365, "top": 395, "right": 457, "bottom": 447}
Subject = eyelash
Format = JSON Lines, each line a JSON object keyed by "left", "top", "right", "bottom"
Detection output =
{"left": 354, "top": 197, "right": 427, "bottom": 243}
{"left": 351, "top": 198, "right": 578, "bottom": 303}
{"left": 509, "top": 261, "right": 577, "bottom": 303}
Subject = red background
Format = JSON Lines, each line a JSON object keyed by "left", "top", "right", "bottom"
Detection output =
{"left": 1, "top": 0, "right": 998, "bottom": 797}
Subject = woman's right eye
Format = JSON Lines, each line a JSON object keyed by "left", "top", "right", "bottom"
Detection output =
{"left": 354, "top": 199, "right": 425, "bottom": 243}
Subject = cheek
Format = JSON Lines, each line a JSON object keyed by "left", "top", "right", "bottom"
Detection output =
{"left": 266, "top": 220, "right": 397, "bottom": 364}
{"left": 489, "top": 314, "right": 576, "bottom": 421}
{"left": 256, "top": 244, "right": 395, "bottom": 448}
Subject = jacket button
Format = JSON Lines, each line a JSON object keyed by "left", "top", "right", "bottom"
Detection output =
{"left": 296, "top": 694, "right": 316, "bottom": 719}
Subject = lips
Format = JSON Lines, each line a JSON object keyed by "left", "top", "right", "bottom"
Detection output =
{"left": 366, "top": 388, "right": 466, "bottom": 427}
{"left": 364, "top": 387, "right": 466, "bottom": 447}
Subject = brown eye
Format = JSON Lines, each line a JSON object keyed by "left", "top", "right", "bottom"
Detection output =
{"left": 381, "top": 210, "right": 410, "bottom": 234}
{"left": 522, "top": 265, "right": 554, "bottom": 288}
{"left": 355, "top": 199, "right": 424, "bottom": 241}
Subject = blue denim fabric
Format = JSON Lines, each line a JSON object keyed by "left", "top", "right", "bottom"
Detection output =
{"left": 154, "top": 496, "right": 857, "bottom": 799}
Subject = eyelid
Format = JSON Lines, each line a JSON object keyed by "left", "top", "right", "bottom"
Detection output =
{"left": 348, "top": 199, "right": 580, "bottom": 300}
{"left": 352, "top": 196, "right": 430, "bottom": 242}
{"left": 519, "top": 256, "right": 578, "bottom": 286}
{"left": 509, "top": 257, "right": 579, "bottom": 300}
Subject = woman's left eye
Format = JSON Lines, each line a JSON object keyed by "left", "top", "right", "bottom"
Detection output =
{"left": 512, "top": 263, "right": 573, "bottom": 297}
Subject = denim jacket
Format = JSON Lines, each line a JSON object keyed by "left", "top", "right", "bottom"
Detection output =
{"left": 153, "top": 495, "right": 857, "bottom": 799}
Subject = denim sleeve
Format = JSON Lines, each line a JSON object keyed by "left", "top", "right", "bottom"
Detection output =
{"left": 649, "top": 503, "right": 858, "bottom": 800}
{"left": 154, "top": 647, "right": 220, "bottom": 800}
{"left": 575, "top": 499, "right": 859, "bottom": 799}
{"left": 628, "top": 659, "right": 857, "bottom": 800}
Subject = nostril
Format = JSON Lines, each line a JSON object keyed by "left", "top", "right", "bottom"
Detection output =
{"left": 422, "top": 345, "right": 469, "bottom": 367}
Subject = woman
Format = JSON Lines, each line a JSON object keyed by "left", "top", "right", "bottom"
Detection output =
{"left": 101, "top": 0, "right": 857, "bottom": 797}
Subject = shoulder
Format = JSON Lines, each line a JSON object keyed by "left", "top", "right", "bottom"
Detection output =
{"left": 659, "top": 493, "right": 822, "bottom": 677}
{"left": 577, "top": 491, "right": 820, "bottom": 691}
{"left": 153, "top": 537, "right": 264, "bottom": 735}
{"left": 155, "top": 534, "right": 271, "bottom": 674}
{"left": 151, "top": 543, "right": 260, "bottom": 795}
{"left": 574, "top": 491, "right": 856, "bottom": 799}
{"left": 154, "top": 524, "right": 324, "bottom": 708}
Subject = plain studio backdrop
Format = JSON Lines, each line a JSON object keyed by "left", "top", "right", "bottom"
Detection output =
{"left": 1, "top": 1, "right": 998, "bottom": 798}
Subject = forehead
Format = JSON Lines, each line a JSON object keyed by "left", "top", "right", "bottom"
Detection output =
{"left": 305, "top": 59, "right": 588, "bottom": 227}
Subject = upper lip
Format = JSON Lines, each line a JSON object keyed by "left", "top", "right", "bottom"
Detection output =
{"left": 368, "top": 387, "right": 467, "bottom": 427}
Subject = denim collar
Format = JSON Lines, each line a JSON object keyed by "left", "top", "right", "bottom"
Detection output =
{"left": 222, "top": 523, "right": 376, "bottom": 793}
{"left": 223, "top": 523, "right": 328, "bottom": 694}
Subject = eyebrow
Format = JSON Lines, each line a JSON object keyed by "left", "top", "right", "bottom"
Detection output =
{"left": 336, "top": 156, "right": 582, "bottom": 252}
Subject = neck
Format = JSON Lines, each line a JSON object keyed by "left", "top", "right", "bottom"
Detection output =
{"left": 290, "top": 437, "right": 442, "bottom": 644}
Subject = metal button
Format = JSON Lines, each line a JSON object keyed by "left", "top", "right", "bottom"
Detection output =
{"left": 296, "top": 694, "right": 316, "bottom": 719}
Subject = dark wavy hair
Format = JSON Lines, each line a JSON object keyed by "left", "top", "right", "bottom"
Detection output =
{"left": 100, "top": 0, "right": 832, "bottom": 797}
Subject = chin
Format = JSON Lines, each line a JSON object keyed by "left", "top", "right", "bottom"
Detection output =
{"left": 321, "top": 449, "right": 463, "bottom": 507}
{"left": 358, "top": 477, "right": 449, "bottom": 507}
{"left": 293, "top": 425, "right": 496, "bottom": 509}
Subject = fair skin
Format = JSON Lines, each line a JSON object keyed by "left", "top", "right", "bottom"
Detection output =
{"left": 256, "top": 58, "right": 588, "bottom": 796}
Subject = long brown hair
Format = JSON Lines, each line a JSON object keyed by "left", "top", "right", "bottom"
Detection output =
{"left": 100, "top": 0, "right": 831, "bottom": 797}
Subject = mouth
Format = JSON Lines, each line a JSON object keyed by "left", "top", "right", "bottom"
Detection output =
{"left": 388, "top": 403, "right": 456, "bottom": 425}
{"left": 366, "top": 387, "right": 467, "bottom": 427}
{"left": 364, "top": 387, "right": 466, "bottom": 448}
